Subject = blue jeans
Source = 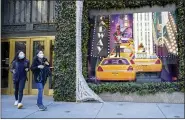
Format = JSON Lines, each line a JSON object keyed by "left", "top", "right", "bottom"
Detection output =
{"left": 14, "top": 80, "right": 26, "bottom": 103}
{"left": 36, "top": 83, "right": 44, "bottom": 105}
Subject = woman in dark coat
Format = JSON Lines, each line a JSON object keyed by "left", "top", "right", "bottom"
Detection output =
{"left": 31, "top": 50, "right": 51, "bottom": 111}
{"left": 11, "top": 50, "right": 29, "bottom": 109}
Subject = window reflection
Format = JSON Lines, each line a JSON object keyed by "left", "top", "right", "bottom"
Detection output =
{"left": 1, "top": 42, "right": 10, "bottom": 88}
{"left": 49, "top": 40, "right": 54, "bottom": 89}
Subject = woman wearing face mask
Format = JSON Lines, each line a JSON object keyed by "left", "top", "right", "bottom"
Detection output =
{"left": 11, "top": 50, "right": 29, "bottom": 109}
{"left": 31, "top": 50, "right": 51, "bottom": 111}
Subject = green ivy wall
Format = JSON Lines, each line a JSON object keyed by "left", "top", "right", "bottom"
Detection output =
{"left": 53, "top": 1, "right": 76, "bottom": 101}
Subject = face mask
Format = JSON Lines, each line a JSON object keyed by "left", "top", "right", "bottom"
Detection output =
{"left": 38, "top": 53, "right": 44, "bottom": 59}
{"left": 18, "top": 53, "right": 25, "bottom": 59}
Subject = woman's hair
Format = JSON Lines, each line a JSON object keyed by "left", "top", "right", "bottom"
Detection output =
{"left": 32, "top": 50, "right": 44, "bottom": 61}
{"left": 11, "top": 50, "right": 25, "bottom": 63}
{"left": 35, "top": 50, "right": 44, "bottom": 56}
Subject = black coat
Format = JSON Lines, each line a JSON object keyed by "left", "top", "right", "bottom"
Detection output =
{"left": 11, "top": 59, "right": 29, "bottom": 81}
{"left": 31, "top": 56, "right": 51, "bottom": 84}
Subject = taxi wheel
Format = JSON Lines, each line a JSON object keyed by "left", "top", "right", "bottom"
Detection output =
{"left": 127, "top": 79, "right": 136, "bottom": 82}
{"left": 157, "top": 72, "right": 161, "bottom": 78}
{"left": 94, "top": 79, "right": 101, "bottom": 84}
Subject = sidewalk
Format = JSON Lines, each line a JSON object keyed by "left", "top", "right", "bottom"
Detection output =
{"left": 1, "top": 95, "right": 184, "bottom": 119}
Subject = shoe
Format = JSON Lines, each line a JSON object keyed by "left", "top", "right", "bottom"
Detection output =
{"left": 40, "top": 105, "right": 47, "bottom": 110}
{"left": 14, "top": 100, "right": 18, "bottom": 106}
{"left": 17, "top": 103, "right": 23, "bottom": 109}
{"left": 43, "top": 105, "right": 47, "bottom": 110}
{"left": 37, "top": 104, "right": 46, "bottom": 111}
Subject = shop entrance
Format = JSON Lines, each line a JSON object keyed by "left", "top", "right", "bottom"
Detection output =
{"left": 1, "top": 36, "right": 55, "bottom": 95}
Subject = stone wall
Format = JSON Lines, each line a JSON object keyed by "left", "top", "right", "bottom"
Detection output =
{"left": 99, "top": 92, "right": 184, "bottom": 103}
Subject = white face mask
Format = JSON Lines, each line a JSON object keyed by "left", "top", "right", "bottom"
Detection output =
{"left": 18, "top": 52, "right": 25, "bottom": 59}
{"left": 37, "top": 51, "right": 44, "bottom": 59}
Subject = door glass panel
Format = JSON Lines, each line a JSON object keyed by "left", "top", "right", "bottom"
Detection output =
{"left": 1, "top": 42, "right": 10, "bottom": 88}
{"left": 15, "top": 41, "right": 26, "bottom": 55}
{"left": 49, "top": 40, "right": 54, "bottom": 89}
{"left": 32, "top": 41, "right": 44, "bottom": 89}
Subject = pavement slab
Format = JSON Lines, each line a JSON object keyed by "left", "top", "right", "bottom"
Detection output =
{"left": 96, "top": 102, "right": 165, "bottom": 118}
{"left": 26, "top": 102, "right": 103, "bottom": 118}
{"left": 157, "top": 103, "right": 185, "bottom": 118}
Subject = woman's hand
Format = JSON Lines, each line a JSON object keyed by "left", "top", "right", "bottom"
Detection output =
{"left": 12, "top": 69, "right": 16, "bottom": 74}
{"left": 25, "top": 68, "right": 29, "bottom": 71}
{"left": 38, "top": 65, "right": 44, "bottom": 69}
{"left": 45, "top": 61, "right": 49, "bottom": 66}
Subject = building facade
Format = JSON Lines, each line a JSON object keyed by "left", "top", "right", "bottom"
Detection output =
{"left": 1, "top": 0, "right": 57, "bottom": 95}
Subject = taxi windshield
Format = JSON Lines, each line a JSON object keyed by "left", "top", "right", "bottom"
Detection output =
{"left": 102, "top": 58, "right": 129, "bottom": 65}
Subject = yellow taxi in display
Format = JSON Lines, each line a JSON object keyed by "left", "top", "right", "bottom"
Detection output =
{"left": 109, "top": 45, "right": 135, "bottom": 60}
{"left": 133, "top": 53, "right": 162, "bottom": 72}
{"left": 96, "top": 58, "right": 136, "bottom": 81}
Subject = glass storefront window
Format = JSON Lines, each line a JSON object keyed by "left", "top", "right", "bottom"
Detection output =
{"left": 1, "top": 42, "right": 10, "bottom": 88}
{"left": 15, "top": 41, "right": 26, "bottom": 55}
{"left": 49, "top": 40, "right": 54, "bottom": 89}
